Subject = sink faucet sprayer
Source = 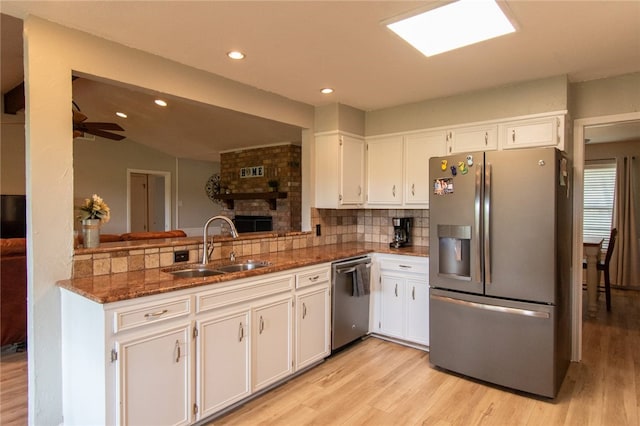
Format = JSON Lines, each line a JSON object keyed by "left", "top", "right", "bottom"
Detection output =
{"left": 202, "top": 215, "right": 239, "bottom": 264}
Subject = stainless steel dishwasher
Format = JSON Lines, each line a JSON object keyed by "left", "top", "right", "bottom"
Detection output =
{"left": 331, "top": 256, "right": 372, "bottom": 351}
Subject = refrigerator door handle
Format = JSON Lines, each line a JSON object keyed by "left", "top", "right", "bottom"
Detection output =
{"left": 431, "top": 295, "right": 550, "bottom": 319}
{"left": 474, "top": 164, "right": 483, "bottom": 284}
{"left": 484, "top": 163, "right": 492, "bottom": 285}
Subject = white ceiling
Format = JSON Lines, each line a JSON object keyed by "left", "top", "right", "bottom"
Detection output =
{"left": 2, "top": 1, "right": 639, "bottom": 159}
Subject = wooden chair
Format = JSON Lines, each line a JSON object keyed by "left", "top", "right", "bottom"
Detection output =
{"left": 583, "top": 228, "right": 617, "bottom": 311}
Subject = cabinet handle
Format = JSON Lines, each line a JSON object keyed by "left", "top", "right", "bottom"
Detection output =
{"left": 512, "top": 130, "right": 516, "bottom": 142}
{"left": 302, "top": 302, "right": 307, "bottom": 319}
{"left": 144, "top": 309, "right": 168, "bottom": 319}
{"left": 399, "top": 264, "right": 412, "bottom": 269}
{"left": 358, "top": 186, "right": 362, "bottom": 196}
{"left": 259, "top": 316, "right": 264, "bottom": 334}
{"left": 309, "top": 275, "right": 320, "bottom": 282}
{"left": 411, "top": 183, "right": 415, "bottom": 196}
{"left": 394, "top": 283, "right": 398, "bottom": 297}
{"left": 175, "top": 340, "right": 181, "bottom": 363}
{"left": 392, "top": 185, "right": 396, "bottom": 197}
{"left": 485, "top": 132, "right": 488, "bottom": 145}
{"left": 238, "top": 322, "right": 244, "bottom": 342}
{"left": 412, "top": 286, "right": 416, "bottom": 300}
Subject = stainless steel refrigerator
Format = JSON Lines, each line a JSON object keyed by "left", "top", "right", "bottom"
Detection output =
{"left": 428, "top": 147, "right": 572, "bottom": 398}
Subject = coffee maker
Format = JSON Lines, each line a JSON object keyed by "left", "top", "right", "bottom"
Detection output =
{"left": 390, "top": 217, "right": 412, "bottom": 248}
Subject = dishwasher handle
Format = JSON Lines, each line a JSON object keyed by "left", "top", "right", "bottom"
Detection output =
{"left": 335, "top": 263, "right": 371, "bottom": 274}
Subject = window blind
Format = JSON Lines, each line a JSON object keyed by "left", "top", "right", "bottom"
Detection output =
{"left": 583, "top": 160, "right": 616, "bottom": 252}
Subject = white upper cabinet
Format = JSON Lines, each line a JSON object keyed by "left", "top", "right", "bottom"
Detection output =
{"left": 315, "top": 132, "right": 365, "bottom": 208}
{"left": 366, "top": 136, "right": 404, "bottom": 205}
{"left": 405, "top": 131, "right": 448, "bottom": 207}
{"left": 448, "top": 124, "right": 498, "bottom": 154}
{"left": 499, "top": 114, "right": 564, "bottom": 150}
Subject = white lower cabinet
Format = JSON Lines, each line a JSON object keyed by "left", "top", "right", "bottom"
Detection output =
{"left": 116, "top": 324, "right": 191, "bottom": 426}
{"left": 252, "top": 296, "right": 293, "bottom": 391}
{"left": 60, "top": 261, "right": 333, "bottom": 425}
{"left": 372, "top": 254, "right": 429, "bottom": 347}
{"left": 196, "top": 309, "right": 250, "bottom": 418}
{"left": 379, "top": 275, "right": 405, "bottom": 338}
{"left": 295, "top": 286, "right": 330, "bottom": 369}
{"left": 405, "top": 279, "right": 429, "bottom": 345}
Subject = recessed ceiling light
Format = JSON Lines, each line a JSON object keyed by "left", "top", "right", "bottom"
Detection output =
{"left": 154, "top": 99, "right": 168, "bottom": 107}
{"left": 386, "top": 0, "right": 516, "bottom": 57}
{"left": 320, "top": 88, "right": 334, "bottom": 94}
{"left": 227, "top": 51, "right": 246, "bottom": 60}
{"left": 115, "top": 112, "right": 127, "bottom": 119}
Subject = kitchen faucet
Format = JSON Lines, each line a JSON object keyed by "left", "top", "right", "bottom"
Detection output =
{"left": 202, "top": 215, "right": 239, "bottom": 264}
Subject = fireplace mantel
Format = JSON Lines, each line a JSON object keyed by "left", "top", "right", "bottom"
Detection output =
{"left": 214, "top": 192, "right": 288, "bottom": 210}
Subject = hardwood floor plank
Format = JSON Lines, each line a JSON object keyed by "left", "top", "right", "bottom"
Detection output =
{"left": 0, "top": 350, "right": 27, "bottom": 426}
{"left": 2, "top": 289, "right": 638, "bottom": 425}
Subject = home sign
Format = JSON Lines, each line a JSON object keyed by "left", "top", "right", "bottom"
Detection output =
{"left": 240, "top": 166, "right": 264, "bottom": 178}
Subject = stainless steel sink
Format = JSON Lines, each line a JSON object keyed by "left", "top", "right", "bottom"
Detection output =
{"left": 215, "top": 260, "right": 271, "bottom": 273}
{"left": 165, "top": 260, "right": 270, "bottom": 278}
{"left": 167, "top": 267, "right": 225, "bottom": 278}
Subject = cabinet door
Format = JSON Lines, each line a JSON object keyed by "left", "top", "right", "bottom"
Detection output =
{"left": 367, "top": 136, "right": 403, "bottom": 205}
{"left": 379, "top": 275, "right": 405, "bottom": 338}
{"left": 500, "top": 116, "right": 562, "bottom": 149}
{"left": 295, "top": 287, "right": 330, "bottom": 370}
{"left": 405, "top": 132, "right": 447, "bottom": 206}
{"left": 252, "top": 296, "right": 293, "bottom": 391}
{"left": 197, "top": 310, "right": 250, "bottom": 419}
{"left": 405, "top": 280, "right": 429, "bottom": 346}
{"left": 340, "top": 135, "right": 365, "bottom": 205}
{"left": 116, "top": 324, "right": 191, "bottom": 426}
{"left": 449, "top": 124, "right": 498, "bottom": 153}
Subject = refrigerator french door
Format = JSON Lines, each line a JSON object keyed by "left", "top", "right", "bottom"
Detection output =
{"left": 428, "top": 147, "right": 572, "bottom": 398}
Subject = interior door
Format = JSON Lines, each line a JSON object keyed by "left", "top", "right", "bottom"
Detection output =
{"left": 130, "top": 173, "right": 148, "bottom": 232}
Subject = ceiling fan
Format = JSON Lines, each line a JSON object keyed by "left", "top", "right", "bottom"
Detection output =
{"left": 72, "top": 101, "right": 125, "bottom": 141}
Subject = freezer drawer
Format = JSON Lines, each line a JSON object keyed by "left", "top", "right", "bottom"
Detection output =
{"left": 429, "top": 288, "right": 565, "bottom": 398}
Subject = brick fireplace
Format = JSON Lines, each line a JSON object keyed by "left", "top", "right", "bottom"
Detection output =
{"left": 220, "top": 144, "right": 301, "bottom": 232}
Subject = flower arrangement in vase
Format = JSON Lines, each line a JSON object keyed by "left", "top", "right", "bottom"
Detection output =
{"left": 77, "top": 194, "right": 110, "bottom": 248}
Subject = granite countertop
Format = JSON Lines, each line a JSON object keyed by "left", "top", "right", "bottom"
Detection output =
{"left": 58, "top": 242, "right": 428, "bottom": 304}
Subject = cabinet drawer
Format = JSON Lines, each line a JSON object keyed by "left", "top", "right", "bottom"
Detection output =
{"left": 296, "top": 266, "right": 330, "bottom": 289}
{"left": 379, "top": 257, "right": 428, "bottom": 275}
{"left": 197, "top": 275, "right": 293, "bottom": 314}
{"left": 113, "top": 296, "right": 191, "bottom": 333}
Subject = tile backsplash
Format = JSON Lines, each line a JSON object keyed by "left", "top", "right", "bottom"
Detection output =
{"left": 311, "top": 208, "right": 429, "bottom": 246}
{"left": 72, "top": 208, "right": 429, "bottom": 278}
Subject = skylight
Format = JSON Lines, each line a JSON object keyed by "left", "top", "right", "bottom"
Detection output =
{"left": 386, "top": 0, "right": 516, "bottom": 57}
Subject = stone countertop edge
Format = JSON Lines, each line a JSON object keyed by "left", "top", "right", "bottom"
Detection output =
{"left": 59, "top": 242, "right": 429, "bottom": 304}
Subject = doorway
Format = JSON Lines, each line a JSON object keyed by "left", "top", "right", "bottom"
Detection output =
{"left": 127, "top": 169, "right": 171, "bottom": 232}
{"left": 571, "top": 111, "right": 640, "bottom": 361}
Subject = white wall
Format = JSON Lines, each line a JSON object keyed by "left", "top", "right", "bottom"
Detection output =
{"left": 365, "top": 75, "right": 568, "bottom": 136}
{"left": 73, "top": 137, "right": 177, "bottom": 234}
{"left": 177, "top": 158, "right": 223, "bottom": 235}
{"left": 22, "top": 16, "right": 314, "bottom": 425}
{"left": 570, "top": 72, "right": 640, "bottom": 119}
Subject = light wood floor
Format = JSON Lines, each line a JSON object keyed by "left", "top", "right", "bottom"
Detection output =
{"left": 212, "top": 289, "right": 640, "bottom": 426}
{"left": 0, "top": 349, "right": 27, "bottom": 425}
{"left": 1, "top": 289, "right": 638, "bottom": 425}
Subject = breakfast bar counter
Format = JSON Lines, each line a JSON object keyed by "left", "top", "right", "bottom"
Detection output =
{"left": 58, "top": 242, "right": 428, "bottom": 304}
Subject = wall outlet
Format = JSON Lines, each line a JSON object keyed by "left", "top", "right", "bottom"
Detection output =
{"left": 316, "top": 224, "right": 321, "bottom": 236}
{"left": 174, "top": 250, "right": 189, "bottom": 263}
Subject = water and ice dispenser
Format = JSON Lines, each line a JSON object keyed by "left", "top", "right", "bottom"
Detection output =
{"left": 438, "top": 225, "right": 471, "bottom": 280}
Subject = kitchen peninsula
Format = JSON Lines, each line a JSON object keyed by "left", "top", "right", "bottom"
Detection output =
{"left": 58, "top": 233, "right": 427, "bottom": 425}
